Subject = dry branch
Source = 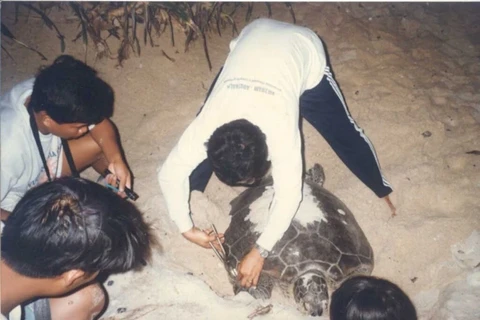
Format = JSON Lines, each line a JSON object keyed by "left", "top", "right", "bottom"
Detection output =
{"left": 2, "top": 2, "right": 295, "bottom": 69}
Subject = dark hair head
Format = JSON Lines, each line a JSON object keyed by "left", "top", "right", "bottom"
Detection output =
{"left": 1, "top": 177, "right": 153, "bottom": 278}
{"left": 207, "top": 119, "right": 270, "bottom": 186}
{"left": 330, "top": 276, "right": 417, "bottom": 320}
{"left": 29, "top": 55, "right": 114, "bottom": 124}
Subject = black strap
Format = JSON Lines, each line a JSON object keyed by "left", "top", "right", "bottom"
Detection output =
{"left": 28, "top": 107, "right": 52, "bottom": 182}
{"left": 61, "top": 138, "right": 79, "bottom": 177}
{"left": 28, "top": 107, "right": 79, "bottom": 180}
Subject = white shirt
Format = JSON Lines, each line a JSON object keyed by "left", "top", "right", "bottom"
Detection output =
{"left": 0, "top": 79, "right": 62, "bottom": 212}
{"left": 0, "top": 303, "right": 21, "bottom": 320}
{"left": 158, "top": 18, "right": 327, "bottom": 250}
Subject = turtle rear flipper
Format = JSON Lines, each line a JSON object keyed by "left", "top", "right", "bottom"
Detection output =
{"left": 305, "top": 163, "right": 325, "bottom": 186}
{"left": 293, "top": 272, "right": 328, "bottom": 316}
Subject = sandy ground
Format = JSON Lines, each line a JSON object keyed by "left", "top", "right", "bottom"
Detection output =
{"left": 2, "top": 2, "right": 480, "bottom": 319}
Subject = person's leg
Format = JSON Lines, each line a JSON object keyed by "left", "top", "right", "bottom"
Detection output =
{"left": 49, "top": 283, "right": 105, "bottom": 320}
{"left": 189, "top": 67, "right": 224, "bottom": 192}
{"left": 189, "top": 159, "right": 213, "bottom": 192}
{"left": 60, "top": 134, "right": 109, "bottom": 177}
{"left": 300, "top": 66, "right": 392, "bottom": 198}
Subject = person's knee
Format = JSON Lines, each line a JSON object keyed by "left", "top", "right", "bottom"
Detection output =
{"left": 50, "top": 283, "right": 106, "bottom": 320}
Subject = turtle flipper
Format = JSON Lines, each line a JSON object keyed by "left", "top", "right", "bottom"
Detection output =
{"left": 305, "top": 163, "right": 325, "bottom": 186}
{"left": 293, "top": 272, "right": 328, "bottom": 316}
{"left": 234, "top": 273, "right": 274, "bottom": 300}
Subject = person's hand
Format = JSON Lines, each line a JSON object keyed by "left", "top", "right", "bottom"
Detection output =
{"left": 237, "top": 247, "right": 265, "bottom": 288}
{"left": 182, "top": 227, "right": 224, "bottom": 249}
{"left": 107, "top": 155, "right": 132, "bottom": 193}
{"left": 1, "top": 208, "right": 11, "bottom": 222}
{"left": 383, "top": 194, "right": 396, "bottom": 217}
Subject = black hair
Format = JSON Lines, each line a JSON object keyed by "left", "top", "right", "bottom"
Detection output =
{"left": 330, "top": 275, "right": 417, "bottom": 320}
{"left": 207, "top": 119, "right": 270, "bottom": 186}
{"left": 1, "top": 177, "right": 153, "bottom": 278}
{"left": 29, "top": 55, "right": 114, "bottom": 124}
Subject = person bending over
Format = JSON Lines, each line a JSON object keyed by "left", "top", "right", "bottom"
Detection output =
{"left": 158, "top": 18, "right": 394, "bottom": 290}
{"left": 1, "top": 177, "right": 153, "bottom": 320}
{"left": 330, "top": 276, "right": 417, "bottom": 320}
{"left": 1, "top": 55, "right": 133, "bottom": 221}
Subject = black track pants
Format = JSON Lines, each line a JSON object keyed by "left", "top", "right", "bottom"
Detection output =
{"left": 300, "top": 66, "right": 392, "bottom": 197}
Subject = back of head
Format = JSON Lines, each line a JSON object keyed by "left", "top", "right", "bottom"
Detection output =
{"left": 207, "top": 119, "right": 270, "bottom": 186}
{"left": 1, "top": 177, "right": 153, "bottom": 278}
{"left": 29, "top": 55, "right": 114, "bottom": 124}
{"left": 330, "top": 276, "right": 417, "bottom": 320}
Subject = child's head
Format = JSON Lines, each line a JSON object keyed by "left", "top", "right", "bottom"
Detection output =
{"left": 207, "top": 119, "right": 270, "bottom": 186}
{"left": 330, "top": 276, "right": 417, "bottom": 320}
{"left": 29, "top": 55, "right": 114, "bottom": 125}
{"left": 1, "top": 177, "right": 153, "bottom": 295}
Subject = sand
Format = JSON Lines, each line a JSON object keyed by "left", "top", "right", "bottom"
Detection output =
{"left": 1, "top": 2, "right": 479, "bottom": 319}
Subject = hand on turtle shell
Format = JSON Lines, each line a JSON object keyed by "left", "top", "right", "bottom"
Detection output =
{"left": 182, "top": 227, "right": 224, "bottom": 249}
{"left": 237, "top": 248, "right": 265, "bottom": 288}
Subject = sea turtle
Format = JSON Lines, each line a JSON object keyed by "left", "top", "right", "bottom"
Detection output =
{"left": 221, "top": 164, "right": 374, "bottom": 316}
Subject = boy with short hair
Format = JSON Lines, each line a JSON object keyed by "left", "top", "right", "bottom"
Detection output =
{"left": 330, "top": 275, "right": 417, "bottom": 320}
{"left": 1, "top": 177, "right": 153, "bottom": 320}
{"left": 1, "top": 55, "right": 132, "bottom": 220}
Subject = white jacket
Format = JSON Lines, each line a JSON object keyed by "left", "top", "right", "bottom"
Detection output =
{"left": 158, "top": 18, "right": 327, "bottom": 250}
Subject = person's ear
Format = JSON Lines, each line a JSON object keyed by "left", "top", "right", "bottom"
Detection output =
{"left": 62, "top": 269, "right": 87, "bottom": 288}
{"left": 40, "top": 112, "right": 54, "bottom": 128}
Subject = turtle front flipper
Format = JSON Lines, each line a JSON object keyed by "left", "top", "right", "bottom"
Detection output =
{"left": 293, "top": 272, "right": 328, "bottom": 316}
{"left": 234, "top": 272, "right": 274, "bottom": 300}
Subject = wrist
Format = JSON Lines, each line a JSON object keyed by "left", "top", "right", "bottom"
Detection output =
{"left": 109, "top": 153, "right": 123, "bottom": 163}
{"left": 254, "top": 243, "right": 269, "bottom": 258}
{"left": 181, "top": 226, "right": 195, "bottom": 236}
{"left": 179, "top": 219, "right": 195, "bottom": 235}
{"left": 181, "top": 226, "right": 198, "bottom": 241}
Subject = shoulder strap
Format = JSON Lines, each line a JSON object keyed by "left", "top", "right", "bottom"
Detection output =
{"left": 61, "top": 138, "right": 79, "bottom": 177}
{"left": 28, "top": 107, "right": 79, "bottom": 180}
{"left": 28, "top": 107, "right": 52, "bottom": 182}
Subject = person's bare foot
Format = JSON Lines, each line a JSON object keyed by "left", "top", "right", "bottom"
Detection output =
{"left": 384, "top": 195, "right": 396, "bottom": 217}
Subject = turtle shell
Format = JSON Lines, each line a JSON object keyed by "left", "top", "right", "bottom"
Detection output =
{"left": 223, "top": 177, "right": 373, "bottom": 286}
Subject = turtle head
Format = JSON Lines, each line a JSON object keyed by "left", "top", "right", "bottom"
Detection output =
{"left": 293, "top": 272, "right": 329, "bottom": 316}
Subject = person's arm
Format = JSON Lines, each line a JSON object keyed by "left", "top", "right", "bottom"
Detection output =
{"left": 237, "top": 124, "right": 303, "bottom": 288}
{"left": 1, "top": 145, "right": 25, "bottom": 218}
{"left": 1, "top": 170, "right": 16, "bottom": 220}
{"left": 158, "top": 143, "right": 197, "bottom": 234}
{"left": 158, "top": 115, "right": 217, "bottom": 247}
{"left": 89, "top": 118, "right": 131, "bottom": 191}
{"left": 256, "top": 157, "right": 304, "bottom": 247}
